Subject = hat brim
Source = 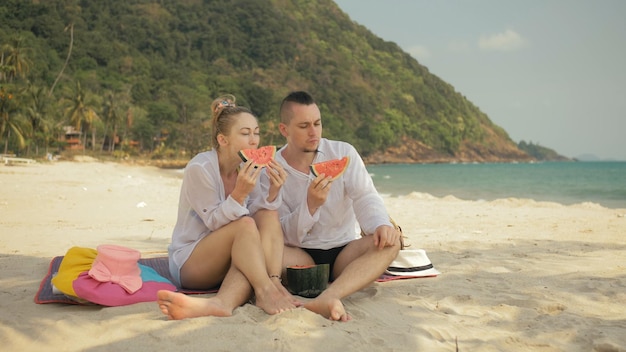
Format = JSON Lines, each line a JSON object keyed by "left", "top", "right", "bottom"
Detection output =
{"left": 385, "top": 267, "right": 441, "bottom": 277}
{"left": 385, "top": 249, "right": 441, "bottom": 277}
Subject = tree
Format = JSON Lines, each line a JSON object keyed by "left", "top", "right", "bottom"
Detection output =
{"left": 1, "top": 36, "right": 32, "bottom": 82}
{"left": 101, "top": 91, "right": 126, "bottom": 152}
{"left": 49, "top": 23, "right": 74, "bottom": 97}
{"left": 22, "top": 83, "right": 53, "bottom": 155}
{"left": 0, "top": 86, "right": 26, "bottom": 154}
{"left": 64, "top": 81, "right": 100, "bottom": 150}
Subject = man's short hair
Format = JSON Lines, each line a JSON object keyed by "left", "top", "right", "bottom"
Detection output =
{"left": 279, "top": 91, "right": 316, "bottom": 124}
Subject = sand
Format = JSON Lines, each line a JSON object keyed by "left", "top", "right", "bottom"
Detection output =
{"left": 0, "top": 159, "right": 624, "bottom": 351}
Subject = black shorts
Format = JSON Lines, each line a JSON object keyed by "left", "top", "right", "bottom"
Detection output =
{"left": 303, "top": 245, "right": 347, "bottom": 281}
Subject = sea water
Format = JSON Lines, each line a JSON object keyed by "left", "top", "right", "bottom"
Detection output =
{"left": 366, "top": 161, "right": 626, "bottom": 209}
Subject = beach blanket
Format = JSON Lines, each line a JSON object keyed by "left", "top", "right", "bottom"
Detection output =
{"left": 36, "top": 254, "right": 438, "bottom": 305}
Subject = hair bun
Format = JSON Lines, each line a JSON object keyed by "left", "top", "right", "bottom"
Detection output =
{"left": 211, "top": 94, "right": 237, "bottom": 114}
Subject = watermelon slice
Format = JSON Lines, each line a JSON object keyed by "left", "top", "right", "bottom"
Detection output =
{"left": 310, "top": 156, "right": 350, "bottom": 181}
{"left": 238, "top": 145, "right": 277, "bottom": 167}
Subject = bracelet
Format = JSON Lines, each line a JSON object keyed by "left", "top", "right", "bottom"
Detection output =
{"left": 269, "top": 274, "right": 282, "bottom": 282}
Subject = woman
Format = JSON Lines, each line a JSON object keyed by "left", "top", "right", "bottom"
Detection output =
{"left": 157, "top": 94, "right": 298, "bottom": 319}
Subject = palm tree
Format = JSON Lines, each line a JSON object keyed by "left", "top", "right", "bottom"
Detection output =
{"left": 64, "top": 81, "right": 99, "bottom": 150}
{"left": 1, "top": 36, "right": 32, "bottom": 82}
{"left": 49, "top": 23, "right": 74, "bottom": 97}
{"left": 101, "top": 91, "right": 125, "bottom": 152}
{"left": 0, "top": 86, "right": 26, "bottom": 155}
{"left": 23, "top": 84, "right": 53, "bottom": 155}
{"left": 0, "top": 54, "right": 10, "bottom": 82}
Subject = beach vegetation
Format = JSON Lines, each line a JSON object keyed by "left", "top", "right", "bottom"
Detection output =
{"left": 0, "top": 0, "right": 554, "bottom": 163}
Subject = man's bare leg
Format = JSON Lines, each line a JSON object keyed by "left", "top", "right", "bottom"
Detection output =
{"left": 304, "top": 236, "right": 400, "bottom": 321}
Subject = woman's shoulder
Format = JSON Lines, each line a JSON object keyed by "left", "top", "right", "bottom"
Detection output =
{"left": 188, "top": 150, "right": 216, "bottom": 164}
{"left": 184, "top": 150, "right": 217, "bottom": 175}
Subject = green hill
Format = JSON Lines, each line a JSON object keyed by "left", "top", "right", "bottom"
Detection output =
{"left": 1, "top": 0, "right": 533, "bottom": 163}
{"left": 518, "top": 141, "right": 570, "bottom": 161}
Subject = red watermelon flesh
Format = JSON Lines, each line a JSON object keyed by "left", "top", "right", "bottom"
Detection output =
{"left": 238, "top": 145, "right": 277, "bottom": 167}
{"left": 310, "top": 156, "right": 350, "bottom": 181}
{"left": 288, "top": 265, "right": 316, "bottom": 269}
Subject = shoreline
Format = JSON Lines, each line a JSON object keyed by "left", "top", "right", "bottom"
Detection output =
{"left": 366, "top": 161, "right": 626, "bottom": 210}
{"left": 1, "top": 160, "right": 625, "bottom": 351}
{"left": 376, "top": 191, "right": 626, "bottom": 211}
{"left": 146, "top": 159, "right": 626, "bottom": 210}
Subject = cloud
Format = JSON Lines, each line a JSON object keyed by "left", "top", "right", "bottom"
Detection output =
{"left": 406, "top": 45, "right": 431, "bottom": 61}
{"left": 478, "top": 29, "right": 527, "bottom": 51}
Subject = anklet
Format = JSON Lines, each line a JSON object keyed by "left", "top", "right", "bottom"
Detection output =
{"left": 269, "top": 275, "right": 282, "bottom": 282}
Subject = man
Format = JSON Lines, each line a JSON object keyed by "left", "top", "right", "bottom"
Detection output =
{"left": 272, "top": 91, "right": 401, "bottom": 321}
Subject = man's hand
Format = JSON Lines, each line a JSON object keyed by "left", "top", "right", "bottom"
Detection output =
{"left": 307, "top": 174, "right": 333, "bottom": 215}
{"left": 372, "top": 224, "right": 401, "bottom": 250}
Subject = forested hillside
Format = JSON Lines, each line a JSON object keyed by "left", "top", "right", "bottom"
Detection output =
{"left": 0, "top": 0, "right": 533, "bottom": 163}
{"left": 518, "top": 141, "right": 570, "bottom": 161}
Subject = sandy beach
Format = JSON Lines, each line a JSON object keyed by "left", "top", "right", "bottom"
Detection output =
{"left": 1, "top": 159, "right": 624, "bottom": 351}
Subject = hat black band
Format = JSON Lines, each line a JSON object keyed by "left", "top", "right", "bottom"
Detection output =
{"left": 387, "top": 263, "right": 433, "bottom": 272}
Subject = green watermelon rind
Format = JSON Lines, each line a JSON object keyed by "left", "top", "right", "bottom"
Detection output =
{"left": 286, "top": 264, "right": 329, "bottom": 298}
{"left": 238, "top": 145, "right": 276, "bottom": 167}
{"left": 309, "top": 156, "right": 350, "bottom": 181}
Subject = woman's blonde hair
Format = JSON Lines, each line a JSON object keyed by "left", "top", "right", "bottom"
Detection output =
{"left": 210, "top": 94, "right": 255, "bottom": 149}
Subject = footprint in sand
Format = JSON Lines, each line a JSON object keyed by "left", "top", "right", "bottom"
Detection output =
{"left": 537, "top": 303, "right": 567, "bottom": 315}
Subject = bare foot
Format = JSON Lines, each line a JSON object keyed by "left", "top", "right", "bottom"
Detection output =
{"left": 271, "top": 277, "right": 303, "bottom": 307}
{"left": 304, "top": 294, "right": 352, "bottom": 321}
{"left": 157, "top": 290, "right": 233, "bottom": 320}
{"left": 254, "top": 283, "right": 299, "bottom": 314}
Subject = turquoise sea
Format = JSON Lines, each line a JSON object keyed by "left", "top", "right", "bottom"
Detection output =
{"left": 366, "top": 161, "right": 626, "bottom": 209}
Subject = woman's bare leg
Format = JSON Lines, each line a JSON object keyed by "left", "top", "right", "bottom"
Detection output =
{"left": 229, "top": 217, "right": 296, "bottom": 313}
{"left": 254, "top": 210, "right": 301, "bottom": 305}
{"left": 173, "top": 216, "right": 297, "bottom": 315}
{"left": 157, "top": 265, "right": 251, "bottom": 320}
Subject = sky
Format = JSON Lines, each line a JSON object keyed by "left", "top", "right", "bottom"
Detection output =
{"left": 334, "top": 0, "right": 626, "bottom": 160}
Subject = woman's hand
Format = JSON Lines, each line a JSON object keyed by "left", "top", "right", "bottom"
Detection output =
{"left": 230, "top": 160, "right": 262, "bottom": 205}
{"left": 266, "top": 159, "right": 288, "bottom": 202}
